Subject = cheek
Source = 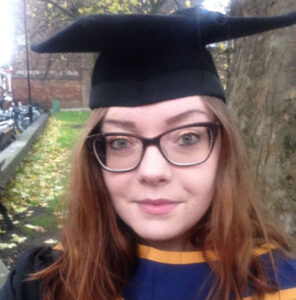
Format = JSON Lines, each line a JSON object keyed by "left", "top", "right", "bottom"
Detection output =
{"left": 180, "top": 153, "right": 219, "bottom": 210}
{"left": 102, "top": 172, "right": 139, "bottom": 231}
{"left": 182, "top": 159, "right": 218, "bottom": 193}
{"left": 102, "top": 171, "right": 131, "bottom": 204}
{"left": 175, "top": 170, "right": 216, "bottom": 234}
{"left": 182, "top": 171, "right": 216, "bottom": 214}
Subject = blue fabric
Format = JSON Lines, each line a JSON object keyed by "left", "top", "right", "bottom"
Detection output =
{"left": 261, "top": 250, "right": 296, "bottom": 290}
{"left": 123, "top": 250, "right": 296, "bottom": 300}
{"left": 123, "top": 258, "right": 215, "bottom": 300}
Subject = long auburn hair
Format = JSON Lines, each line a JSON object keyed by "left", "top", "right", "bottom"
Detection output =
{"left": 32, "top": 97, "right": 292, "bottom": 300}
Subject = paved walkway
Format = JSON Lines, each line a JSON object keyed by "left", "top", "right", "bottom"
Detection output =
{"left": 0, "top": 259, "right": 8, "bottom": 288}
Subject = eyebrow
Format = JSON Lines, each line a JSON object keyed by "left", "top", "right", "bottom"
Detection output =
{"left": 166, "top": 109, "right": 209, "bottom": 125}
{"left": 103, "top": 109, "right": 209, "bottom": 130}
{"left": 103, "top": 119, "right": 136, "bottom": 130}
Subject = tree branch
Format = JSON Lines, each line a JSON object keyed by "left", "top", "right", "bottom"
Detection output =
{"left": 37, "top": 0, "right": 77, "bottom": 19}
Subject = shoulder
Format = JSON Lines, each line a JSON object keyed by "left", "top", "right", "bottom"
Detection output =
{"left": 272, "top": 250, "right": 296, "bottom": 288}
{"left": 0, "top": 246, "right": 60, "bottom": 300}
{"left": 260, "top": 248, "right": 296, "bottom": 275}
{"left": 258, "top": 249, "right": 296, "bottom": 298}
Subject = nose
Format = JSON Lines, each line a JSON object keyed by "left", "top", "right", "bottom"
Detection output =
{"left": 137, "top": 145, "right": 172, "bottom": 186}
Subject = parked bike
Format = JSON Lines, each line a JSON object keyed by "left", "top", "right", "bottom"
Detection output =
{"left": 0, "top": 96, "right": 40, "bottom": 152}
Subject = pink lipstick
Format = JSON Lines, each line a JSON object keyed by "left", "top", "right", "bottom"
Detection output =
{"left": 136, "top": 199, "right": 179, "bottom": 215}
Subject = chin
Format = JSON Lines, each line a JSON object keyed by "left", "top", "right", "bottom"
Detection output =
{"left": 132, "top": 226, "right": 188, "bottom": 247}
{"left": 138, "top": 232, "right": 177, "bottom": 242}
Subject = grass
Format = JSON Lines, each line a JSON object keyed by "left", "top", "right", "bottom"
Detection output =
{"left": 54, "top": 111, "right": 90, "bottom": 149}
{"left": 1, "top": 111, "right": 90, "bottom": 223}
{"left": 29, "top": 214, "right": 58, "bottom": 231}
{"left": 53, "top": 111, "right": 90, "bottom": 124}
{"left": 0, "top": 111, "right": 91, "bottom": 256}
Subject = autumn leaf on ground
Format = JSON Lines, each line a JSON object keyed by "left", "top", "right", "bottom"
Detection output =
{"left": 11, "top": 234, "right": 27, "bottom": 244}
{"left": 24, "top": 224, "right": 38, "bottom": 229}
{"left": 44, "top": 239, "right": 58, "bottom": 244}
{"left": 35, "top": 226, "right": 46, "bottom": 233}
{"left": 2, "top": 112, "right": 89, "bottom": 215}
{"left": 0, "top": 243, "right": 17, "bottom": 250}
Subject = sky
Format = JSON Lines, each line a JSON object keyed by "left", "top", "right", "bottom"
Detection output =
{"left": 0, "top": 0, "right": 229, "bottom": 66}
{"left": 0, "top": 0, "right": 14, "bottom": 66}
{"left": 202, "top": 0, "right": 230, "bottom": 13}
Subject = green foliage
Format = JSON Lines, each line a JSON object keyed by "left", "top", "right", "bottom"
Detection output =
{"left": 32, "top": 0, "right": 193, "bottom": 27}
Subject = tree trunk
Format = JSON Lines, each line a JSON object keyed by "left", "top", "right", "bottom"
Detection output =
{"left": 227, "top": 0, "right": 296, "bottom": 234}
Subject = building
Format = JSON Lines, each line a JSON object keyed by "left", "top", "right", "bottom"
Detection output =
{"left": 11, "top": 0, "right": 90, "bottom": 109}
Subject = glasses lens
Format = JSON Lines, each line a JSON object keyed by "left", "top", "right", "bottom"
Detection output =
{"left": 160, "top": 125, "right": 213, "bottom": 165}
{"left": 93, "top": 135, "right": 143, "bottom": 170}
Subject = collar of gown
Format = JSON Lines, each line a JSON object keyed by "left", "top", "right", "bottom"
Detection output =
{"left": 137, "top": 244, "right": 276, "bottom": 265}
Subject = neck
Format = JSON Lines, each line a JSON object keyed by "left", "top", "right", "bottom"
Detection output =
{"left": 143, "top": 239, "right": 199, "bottom": 252}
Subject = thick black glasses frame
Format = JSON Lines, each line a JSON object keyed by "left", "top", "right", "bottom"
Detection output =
{"left": 87, "top": 122, "right": 220, "bottom": 173}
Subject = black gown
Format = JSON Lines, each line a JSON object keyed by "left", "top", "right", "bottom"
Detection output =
{"left": 1, "top": 245, "right": 296, "bottom": 300}
{"left": 0, "top": 247, "right": 59, "bottom": 300}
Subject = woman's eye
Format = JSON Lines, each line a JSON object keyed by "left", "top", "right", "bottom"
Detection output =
{"left": 178, "top": 133, "right": 200, "bottom": 145}
{"left": 110, "top": 139, "right": 131, "bottom": 150}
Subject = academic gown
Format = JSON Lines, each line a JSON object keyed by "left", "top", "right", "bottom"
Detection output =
{"left": 123, "top": 245, "right": 296, "bottom": 300}
{"left": 0, "top": 247, "right": 59, "bottom": 300}
{"left": 1, "top": 245, "right": 296, "bottom": 300}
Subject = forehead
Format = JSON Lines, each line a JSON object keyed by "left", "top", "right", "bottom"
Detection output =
{"left": 103, "top": 96, "right": 214, "bottom": 125}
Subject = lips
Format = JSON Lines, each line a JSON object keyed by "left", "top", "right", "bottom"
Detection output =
{"left": 136, "top": 199, "right": 179, "bottom": 215}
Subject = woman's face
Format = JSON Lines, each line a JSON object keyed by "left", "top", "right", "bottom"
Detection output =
{"left": 101, "top": 96, "right": 220, "bottom": 251}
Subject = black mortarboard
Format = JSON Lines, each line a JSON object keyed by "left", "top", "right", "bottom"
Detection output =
{"left": 31, "top": 8, "right": 296, "bottom": 108}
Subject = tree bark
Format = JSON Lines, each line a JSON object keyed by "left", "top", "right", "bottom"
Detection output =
{"left": 227, "top": 0, "right": 296, "bottom": 234}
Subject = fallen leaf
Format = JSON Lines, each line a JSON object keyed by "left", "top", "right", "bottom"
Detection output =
{"left": 35, "top": 226, "right": 46, "bottom": 233}
{"left": 44, "top": 239, "right": 58, "bottom": 244}
{"left": 0, "top": 243, "right": 17, "bottom": 249}
{"left": 11, "top": 234, "right": 27, "bottom": 244}
{"left": 24, "top": 224, "right": 38, "bottom": 229}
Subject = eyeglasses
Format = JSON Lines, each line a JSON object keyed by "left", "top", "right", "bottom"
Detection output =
{"left": 87, "top": 122, "right": 220, "bottom": 172}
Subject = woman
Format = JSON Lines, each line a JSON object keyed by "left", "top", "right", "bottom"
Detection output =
{"left": 1, "top": 7, "right": 296, "bottom": 300}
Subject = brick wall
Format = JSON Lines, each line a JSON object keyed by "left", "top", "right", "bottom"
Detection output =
{"left": 12, "top": 0, "right": 90, "bottom": 109}
{"left": 11, "top": 49, "right": 90, "bottom": 109}
{"left": 12, "top": 78, "right": 83, "bottom": 108}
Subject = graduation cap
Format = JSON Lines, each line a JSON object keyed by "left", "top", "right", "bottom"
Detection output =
{"left": 31, "top": 7, "right": 296, "bottom": 109}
